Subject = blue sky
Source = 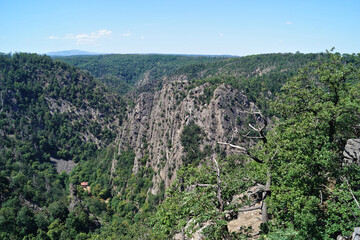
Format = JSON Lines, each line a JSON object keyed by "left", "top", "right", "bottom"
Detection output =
{"left": 1, "top": 0, "right": 359, "bottom": 56}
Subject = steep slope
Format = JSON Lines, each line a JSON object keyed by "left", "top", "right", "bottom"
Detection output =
{"left": 112, "top": 53, "right": 324, "bottom": 193}
{"left": 0, "top": 52, "right": 339, "bottom": 240}
{"left": 150, "top": 52, "right": 360, "bottom": 240}
{"left": 1, "top": 53, "right": 124, "bottom": 163}
{"left": 0, "top": 53, "right": 125, "bottom": 239}
{"left": 115, "top": 77, "right": 255, "bottom": 193}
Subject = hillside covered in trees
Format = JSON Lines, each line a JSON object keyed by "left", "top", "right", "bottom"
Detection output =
{"left": 57, "top": 54, "right": 227, "bottom": 95}
{"left": 1, "top": 51, "right": 360, "bottom": 239}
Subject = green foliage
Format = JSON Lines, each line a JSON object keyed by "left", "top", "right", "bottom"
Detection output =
{"left": 48, "top": 200, "right": 69, "bottom": 222}
{"left": 181, "top": 53, "right": 326, "bottom": 115}
{"left": 2, "top": 51, "right": 360, "bottom": 239}
{"left": 154, "top": 52, "right": 360, "bottom": 239}
{"left": 0, "top": 52, "right": 124, "bottom": 166}
{"left": 261, "top": 226, "right": 299, "bottom": 240}
{"left": 57, "top": 54, "right": 226, "bottom": 95}
{"left": 0, "top": 53, "right": 125, "bottom": 239}
{"left": 180, "top": 122, "right": 207, "bottom": 165}
{"left": 69, "top": 146, "right": 161, "bottom": 239}
{"left": 265, "top": 52, "right": 360, "bottom": 238}
{"left": 152, "top": 155, "right": 264, "bottom": 239}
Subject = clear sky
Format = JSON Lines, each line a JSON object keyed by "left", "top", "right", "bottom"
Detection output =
{"left": 1, "top": 0, "right": 359, "bottom": 56}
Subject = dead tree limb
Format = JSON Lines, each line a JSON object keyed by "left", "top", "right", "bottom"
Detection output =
{"left": 218, "top": 108, "right": 274, "bottom": 224}
{"left": 224, "top": 206, "right": 262, "bottom": 215}
{"left": 217, "top": 142, "right": 247, "bottom": 152}
{"left": 239, "top": 109, "right": 268, "bottom": 144}
{"left": 218, "top": 108, "right": 268, "bottom": 164}
{"left": 261, "top": 149, "right": 277, "bottom": 223}
{"left": 238, "top": 206, "right": 262, "bottom": 213}
{"left": 217, "top": 142, "right": 264, "bottom": 164}
{"left": 212, "top": 154, "right": 224, "bottom": 212}
{"left": 261, "top": 169, "right": 271, "bottom": 223}
{"left": 194, "top": 184, "right": 216, "bottom": 188}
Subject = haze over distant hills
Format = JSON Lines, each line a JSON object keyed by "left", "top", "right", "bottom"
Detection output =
{"left": 47, "top": 49, "right": 101, "bottom": 57}
{"left": 47, "top": 49, "right": 239, "bottom": 58}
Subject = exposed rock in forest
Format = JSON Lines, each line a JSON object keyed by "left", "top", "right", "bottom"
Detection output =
{"left": 50, "top": 157, "right": 76, "bottom": 174}
{"left": 353, "top": 227, "right": 360, "bottom": 240}
{"left": 343, "top": 139, "right": 360, "bottom": 165}
{"left": 227, "top": 184, "right": 265, "bottom": 238}
{"left": 115, "top": 76, "right": 255, "bottom": 194}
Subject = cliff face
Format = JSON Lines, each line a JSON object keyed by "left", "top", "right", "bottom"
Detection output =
{"left": 114, "top": 76, "right": 255, "bottom": 193}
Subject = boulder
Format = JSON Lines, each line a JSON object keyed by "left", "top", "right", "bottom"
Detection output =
{"left": 343, "top": 139, "right": 360, "bottom": 165}
{"left": 353, "top": 227, "right": 360, "bottom": 240}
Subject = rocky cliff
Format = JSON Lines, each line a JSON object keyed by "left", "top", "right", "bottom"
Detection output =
{"left": 114, "top": 75, "right": 257, "bottom": 193}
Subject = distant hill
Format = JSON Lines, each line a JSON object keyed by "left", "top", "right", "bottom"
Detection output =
{"left": 47, "top": 49, "right": 101, "bottom": 57}
{"left": 58, "top": 53, "right": 324, "bottom": 107}
{"left": 57, "top": 54, "right": 228, "bottom": 95}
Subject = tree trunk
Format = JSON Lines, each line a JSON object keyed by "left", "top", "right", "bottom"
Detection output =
{"left": 212, "top": 154, "right": 224, "bottom": 212}
{"left": 261, "top": 169, "right": 271, "bottom": 223}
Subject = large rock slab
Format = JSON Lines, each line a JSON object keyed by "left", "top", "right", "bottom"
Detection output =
{"left": 353, "top": 227, "right": 360, "bottom": 240}
{"left": 343, "top": 139, "right": 360, "bottom": 165}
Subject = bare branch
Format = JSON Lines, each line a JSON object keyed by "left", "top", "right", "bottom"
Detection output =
{"left": 238, "top": 110, "right": 262, "bottom": 115}
{"left": 242, "top": 131, "right": 252, "bottom": 138}
{"left": 270, "top": 149, "right": 279, "bottom": 161}
{"left": 224, "top": 206, "right": 261, "bottom": 214}
{"left": 230, "top": 126, "right": 238, "bottom": 142}
{"left": 320, "top": 190, "right": 323, "bottom": 205}
{"left": 218, "top": 142, "right": 247, "bottom": 152}
{"left": 248, "top": 123, "right": 259, "bottom": 131}
{"left": 241, "top": 108, "right": 268, "bottom": 144}
{"left": 212, "top": 154, "right": 224, "bottom": 212}
{"left": 190, "top": 184, "right": 216, "bottom": 188}
{"left": 238, "top": 206, "right": 262, "bottom": 213}
{"left": 217, "top": 142, "right": 264, "bottom": 164}
{"left": 241, "top": 135, "right": 264, "bottom": 140}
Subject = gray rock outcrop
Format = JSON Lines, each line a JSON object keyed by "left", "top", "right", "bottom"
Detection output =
{"left": 50, "top": 157, "right": 76, "bottom": 174}
{"left": 343, "top": 139, "right": 360, "bottom": 165}
{"left": 353, "top": 227, "right": 360, "bottom": 240}
{"left": 114, "top": 76, "right": 256, "bottom": 194}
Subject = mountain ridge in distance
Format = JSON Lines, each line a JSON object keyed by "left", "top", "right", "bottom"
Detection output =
{"left": 48, "top": 49, "right": 239, "bottom": 58}
{"left": 47, "top": 49, "right": 103, "bottom": 57}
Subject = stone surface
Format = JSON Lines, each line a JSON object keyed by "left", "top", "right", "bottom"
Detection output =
{"left": 343, "top": 139, "right": 360, "bottom": 165}
{"left": 227, "top": 185, "right": 264, "bottom": 237}
{"left": 50, "top": 157, "right": 76, "bottom": 174}
{"left": 353, "top": 227, "right": 360, "bottom": 240}
{"left": 115, "top": 76, "right": 257, "bottom": 194}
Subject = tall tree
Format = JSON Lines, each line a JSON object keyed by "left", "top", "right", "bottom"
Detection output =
{"left": 265, "top": 51, "right": 360, "bottom": 239}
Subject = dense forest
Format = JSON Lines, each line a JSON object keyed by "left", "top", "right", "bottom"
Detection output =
{"left": 57, "top": 54, "right": 227, "bottom": 95}
{"left": 58, "top": 53, "right": 326, "bottom": 114}
{"left": 1, "top": 51, "right": 360, "bottom": 239}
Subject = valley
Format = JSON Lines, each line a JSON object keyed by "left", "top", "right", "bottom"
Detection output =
{"left": 1, "top": 51, "right": 360, "bottom": 239}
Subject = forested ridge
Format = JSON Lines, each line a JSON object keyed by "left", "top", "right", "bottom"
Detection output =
{"left": 0, "top": 53, "right": 126, "bottom": 239}
{"left": 1, "top": 51, "right": 360, "bottom": 239}
{"left": 57, "top": 54, "right": 227, "bottom": 95}
{"left": 58, "top": 53, "right": 326, "bottom": 114}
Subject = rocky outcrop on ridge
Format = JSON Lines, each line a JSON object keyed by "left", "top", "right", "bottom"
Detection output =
{"left": 114, "top": 76, "right": 256, "bottom": 193}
